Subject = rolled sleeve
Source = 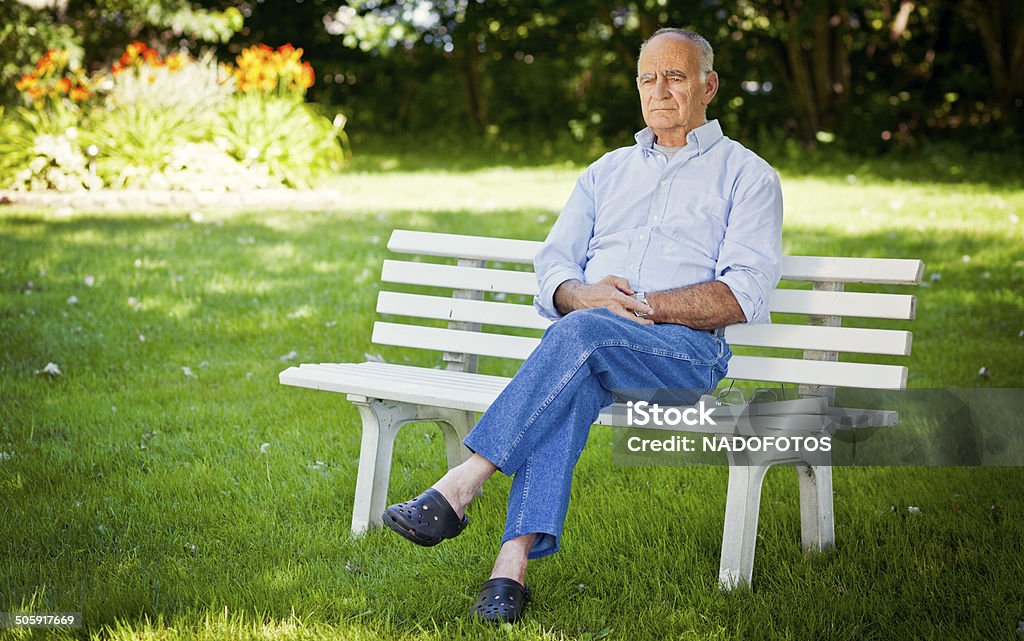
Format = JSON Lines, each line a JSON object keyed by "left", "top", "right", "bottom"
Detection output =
{"left": 533, "top": 168, "right": 597, "bottom": 320}
{"left": 715, "top": 168, "right": 783, "bottom": 325}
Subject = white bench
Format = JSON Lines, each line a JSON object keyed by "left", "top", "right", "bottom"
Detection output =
{"left": 280, "top": 230, "right": 923, "bottom": 589}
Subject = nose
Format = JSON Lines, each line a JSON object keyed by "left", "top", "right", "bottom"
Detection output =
{"left": 653, "top": 75, "right": 671, "bottom": 99}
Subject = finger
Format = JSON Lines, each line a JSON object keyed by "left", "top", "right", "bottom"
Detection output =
{"left": 607, "top": 304, "right": 654, "bottom": 325}
{"left": 615, "top": 291, "right": 654, "bottom": 316}
{"left": 605, "top": 275, "right": 633, "bottom": 295}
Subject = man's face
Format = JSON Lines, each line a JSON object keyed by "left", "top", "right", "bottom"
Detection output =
{"left": 636, "top": 34, "right": 718, "bottom": 141}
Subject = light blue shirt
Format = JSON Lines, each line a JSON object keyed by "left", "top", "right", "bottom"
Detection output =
{"left": 534, "top": 119, "right": 783, "bottom": 326}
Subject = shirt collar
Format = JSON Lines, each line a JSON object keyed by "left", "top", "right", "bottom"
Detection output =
{"left": 635, "top": 119, "right": 724, "bottom": 156}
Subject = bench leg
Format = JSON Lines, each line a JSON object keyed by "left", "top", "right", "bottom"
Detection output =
{"left": 349, "top": 398, "right": 420, "bottom": 535}
{"left": 435, "top": 410, "right": 476, "bottom": 471}
{"left": 718, "top": 458, "right": 771, "bottom": 591}
{"left": 796, "top": 462, "right": 835, "bottom": 554}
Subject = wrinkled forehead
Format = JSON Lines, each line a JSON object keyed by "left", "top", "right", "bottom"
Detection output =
{"left": 637, "top": 35, "right": 702, "bottom": 75}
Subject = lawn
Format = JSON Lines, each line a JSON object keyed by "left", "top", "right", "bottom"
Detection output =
{"left": 1, "top": 151, "right": 1023, "bottom": 640}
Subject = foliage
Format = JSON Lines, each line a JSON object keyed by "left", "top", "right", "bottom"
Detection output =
{"left": 0, "top": 1, "right": 80, "bottom": 106}
{"left": 3, "top": 129, "right": 95, "bottom": 192}
{"left": 214, "top": 93, "right": 344, "bottom": 188}
{"left": 85, "top": 104, "right": 208, "bottom": 188}
{"left": 235, "top": 0, "right": 1022, "bottom": 151}
{"left": 149, "top": 142, "right": 280, "bottom": 190}
{"left": 13, "top": 48, "right": 93, "bottom": 109}
{"left": 1, "top": 41, "right": 347, "bottom": 191}
{"left": 103, "top": 45, "right": 235, "bottom": 112}
{"left": 0, "top": 103, "right": 90, "bottom": 192}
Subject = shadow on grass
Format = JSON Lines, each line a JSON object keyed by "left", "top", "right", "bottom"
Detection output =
{"left": 1, "top": 208, "right": 1022, "bottom": 639}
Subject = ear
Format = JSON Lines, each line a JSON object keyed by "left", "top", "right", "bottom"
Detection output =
{"left": 703, "top": 71, "right": 719, "bottom": 105}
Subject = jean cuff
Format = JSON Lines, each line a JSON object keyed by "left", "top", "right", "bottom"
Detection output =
{"left": 462, "top": 435, "right": 513, "bottom": 476}
{"left": 501, "top": 527, "right": 562, "bottom": 560}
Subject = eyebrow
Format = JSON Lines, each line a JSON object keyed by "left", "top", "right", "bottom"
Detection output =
{"left": 637, "top": 69, "right": 689, "bottom": 80}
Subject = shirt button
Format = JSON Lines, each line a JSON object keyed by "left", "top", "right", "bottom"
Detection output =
{"left": 629, "top": 264, "right": 637, "bottom": 271}
{"left": 660, "top": 180, "right": 668, "bottom": 187}
{"left": 639, "top": 234, "right": 645, "bottom": 240}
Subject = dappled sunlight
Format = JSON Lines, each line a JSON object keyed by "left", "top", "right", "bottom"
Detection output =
{"left": 201, "top": 274, "right": 276, "bottom": 297}
{"left": 1, "top": 167, "right": 1022, "bottom": 640}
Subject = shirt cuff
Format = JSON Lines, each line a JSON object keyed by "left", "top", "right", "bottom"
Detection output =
{"left": 717, "top": 270, "right": 770, "bottom": 325}
{"left": 534, "top": 266, "right": 586, "bottom": 321}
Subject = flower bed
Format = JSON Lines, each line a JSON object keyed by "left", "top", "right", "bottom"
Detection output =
{"left": 0, "top": 42, "right": 350, "bottom": 192}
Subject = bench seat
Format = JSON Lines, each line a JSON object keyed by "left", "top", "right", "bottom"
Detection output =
{"left": 282, "top": 361, "right": 898, "bottom": 430}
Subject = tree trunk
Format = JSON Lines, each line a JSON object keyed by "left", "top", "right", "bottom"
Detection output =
{"left": 964, "top": 0, "right": 1024, "bottom": 122}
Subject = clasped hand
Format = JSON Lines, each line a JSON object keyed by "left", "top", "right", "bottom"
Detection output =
{"left": 561, "top": 275, "right": 655, "bottom": 324}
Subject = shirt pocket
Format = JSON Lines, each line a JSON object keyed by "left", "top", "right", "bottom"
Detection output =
{"left": 657, "top": 189, "right": 730, "bottom": 260}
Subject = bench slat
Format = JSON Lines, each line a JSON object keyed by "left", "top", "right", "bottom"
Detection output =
{"left": 389, "top": 230, "right": 540, "bottom": 264}
{"left": 724, "top": 324, "right": 912, "bottom": 356}
{"left": 726, "top": 355, "right": 907, "bottom": 390}
{"left": 376, "top": 291, "right": 550, "bottom": 330}
{"left": 381, "top": 260, "right": 537, "bottom": 295}
{"left": 386, "top": 231, "right": 924, "bottom": 285}
{"left": 771, "top": 289, "right": 916, "bottom": 320}
{"left": 379, "top": 264, "right": 916, "bottom": 320}
{"left": 371, "top": 322, "right": 909, "bottom": 389}
{"left": 373, "top": 321, "right": 538, "bottom": 360}
{"left": 377, "top": 291, "right": 912, "bottom": 355}
{"left": 781, "top": 255, "right": 923, "bottom": 285}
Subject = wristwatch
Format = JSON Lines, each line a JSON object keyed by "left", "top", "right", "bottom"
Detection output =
{"left": 633, "top": 291, "right": 650, "bottom": 318}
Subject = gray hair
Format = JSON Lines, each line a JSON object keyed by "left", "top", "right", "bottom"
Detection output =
{"left": 638, "top": 28, "right": 714, "bottom": 77}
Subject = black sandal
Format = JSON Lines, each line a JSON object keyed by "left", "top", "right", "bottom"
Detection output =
{"left": 383, "top": 488, "right": 468, "bottom": 547}
{"left": 470, "top": 577, "right": 531, "bottom": 623}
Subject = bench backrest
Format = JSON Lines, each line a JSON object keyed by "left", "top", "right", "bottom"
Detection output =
{"left": 372, "top": 230, "right": 923, "bottom": 395}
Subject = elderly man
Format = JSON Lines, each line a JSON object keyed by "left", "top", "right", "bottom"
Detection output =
{"left": 383, "top": 28, "right": 782, "bottom": 622}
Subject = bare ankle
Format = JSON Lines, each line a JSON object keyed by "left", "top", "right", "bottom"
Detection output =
{"left": 489, "top": 534, "right": 536, "bottom": 585}
{"left": 433, "top": 455, "right": 495, "bottom": 515}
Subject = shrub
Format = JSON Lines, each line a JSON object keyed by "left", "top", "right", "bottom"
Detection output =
{"left": 214, "top": 93, "right": 343, "bottom": 188}
{"left": 1, "top": 42, "right": 348, "bottom": 191}
{"left": 103, "top": 43, "right": 234, "bottom": 112}
{"left": 149, "top": 142, "right": 280, "bottom": 191}
{"left": 0, "top": 100, "right": 93, "bottom": 192}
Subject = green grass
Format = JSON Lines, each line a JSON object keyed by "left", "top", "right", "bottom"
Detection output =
{"left": 1, "top": 154, "right": 1023, "bottom": 640}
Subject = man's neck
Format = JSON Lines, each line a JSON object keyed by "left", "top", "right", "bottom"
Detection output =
{"left": 652, "top": 118, "right": 707, "bottom": 147}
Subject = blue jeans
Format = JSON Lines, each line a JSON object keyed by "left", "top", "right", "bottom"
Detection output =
{"left": 463, "top": 307, "right": 731, "bottom": 559}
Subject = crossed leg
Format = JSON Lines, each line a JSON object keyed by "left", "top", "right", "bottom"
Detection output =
{"left": 388, "top": 308, "right": 731, "bottom": 616}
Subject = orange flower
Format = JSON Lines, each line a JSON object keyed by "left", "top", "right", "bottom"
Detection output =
{"left": 233, "top": 43, "right": 316, "bottom": 96}
{"left": 301, "top": 62, "right": 315, "bottom": 88}
{"left": 17, "top": 48, "right": 90, "bottom": 110}
{"left": 35, "top": 50, "right": 55, "bottom": 73}
{"left": 70, "top": 86, "right": 90, "bottom": 101}
{"left": 15, "top": 73, "right": 37, "bottom": 91}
